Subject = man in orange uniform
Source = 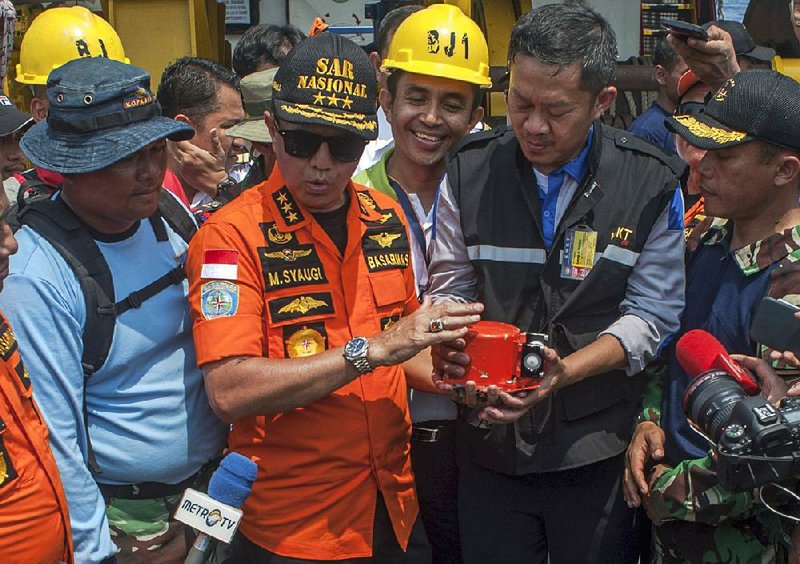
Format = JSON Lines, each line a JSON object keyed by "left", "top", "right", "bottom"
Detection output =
{"left": 186, "top": 33, "right": 483, "bottom": 563}
{"left": 0, "top": 190, "right": 72, "bottom": 563}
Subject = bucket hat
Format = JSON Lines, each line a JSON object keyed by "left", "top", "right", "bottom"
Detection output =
{"left": 21, "top": 57, "right": 194, "bottom": 174}
{"left": 224, "top": 67, "right": 277, "bottom": 144}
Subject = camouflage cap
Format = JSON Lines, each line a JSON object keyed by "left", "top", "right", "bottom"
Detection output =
{"left": 225, "top": 67, "right": 277, "bottom": 144}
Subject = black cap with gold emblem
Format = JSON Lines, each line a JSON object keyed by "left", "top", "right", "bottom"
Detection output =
{"left": 272, "top": 33, "right": 378, "bottom": 140}
{"left": 666, "top": 70, "right": 800, "bottom": 152}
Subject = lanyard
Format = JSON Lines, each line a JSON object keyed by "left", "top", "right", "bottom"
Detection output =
{"left": 388, "top": 176, "right": 428, "bottom": 261}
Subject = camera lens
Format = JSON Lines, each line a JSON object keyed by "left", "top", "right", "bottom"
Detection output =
{"left": 683, "top": 370, "right": 748, "bottom": 443}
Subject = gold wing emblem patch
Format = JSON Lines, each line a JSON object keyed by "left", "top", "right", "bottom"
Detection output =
{"left": 369, "top": 232, "right": 402, "bottom": 249}
{"left": 278, "top": 296, "right": 329, "bottom": 315}
{"left": 263, "top": 248, "right": 313, "bottom": 262}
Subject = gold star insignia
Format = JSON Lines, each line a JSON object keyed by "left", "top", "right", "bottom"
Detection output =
{"left": 287, "top": 211, "right": 299, "bottom": 223}
{"left": 281, "top": 201, "right": 293, "bottom": 213}
{"left": 342, "top": 96, "right": 353, "bottom": 110}
{"left": 276, "top": 192, "right": 289, "bottom": 203}
{"left": 327, "top": 93, "right": 340, "bottom": 107}
{"left": 313, "top": 91, "right": 325, "bottom": 105}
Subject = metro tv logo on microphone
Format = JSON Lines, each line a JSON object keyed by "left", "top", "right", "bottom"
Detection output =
{"left": 174, "top": 488, "right": 244, "bottom": 543}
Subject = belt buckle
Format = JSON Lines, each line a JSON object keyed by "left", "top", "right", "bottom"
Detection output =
{"left": 413, "top": 426, "right": 441, "bottom": 443}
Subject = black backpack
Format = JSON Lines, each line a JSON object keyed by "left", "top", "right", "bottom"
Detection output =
{"left": 8, "top": 170, "right": 197, "bottom": 474}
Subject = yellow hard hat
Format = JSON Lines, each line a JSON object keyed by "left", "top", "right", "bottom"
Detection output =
{"left": 381, "top": 4, "right": 491, "bottom": 88}
{"left": 16, "top": 6, "right": 129, "bottom": 85}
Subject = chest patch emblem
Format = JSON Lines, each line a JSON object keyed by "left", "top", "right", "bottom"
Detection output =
{"left": 279, "top": 296, "right": 328, "bottom": 315}
{"left": 264, "top": 248, "right": 312, "bottom": 262}
{"left": 268, "top": 292, "right": 335, "bottom": 324}
{"left": 369, "top": 232, "right": 402, "bottom": 248}
{"left": 285, "top": 325, "right": 327, "bottom": 358}
{"left": 267, "top": 224, "right": 293, "bottom": 245}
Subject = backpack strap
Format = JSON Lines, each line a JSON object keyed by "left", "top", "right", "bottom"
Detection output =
{"left": 114, "top": 191, "right": 196, "bottom": 315}
{"left": 7, "top": 169, "right": 57, "bottom": 232}
{"left": 16, "top": 169, "right": 55, "bottom": 208}
{"left": 157, "top": 190, "right": 197, "bottom": 244}
{"left": 19, "top": 197, "right": 115, "bottom": 476}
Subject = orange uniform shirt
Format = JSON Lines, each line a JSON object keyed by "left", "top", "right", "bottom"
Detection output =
{"left": 0, "top": 312, "right": 72, "bottom": 564}
{"left": 186, "top": 169, "right": 420, "bottom": 560}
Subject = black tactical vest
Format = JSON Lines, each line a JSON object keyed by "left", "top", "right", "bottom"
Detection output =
{"left": 448, "top": 122, "right": 686, "bottom": 474}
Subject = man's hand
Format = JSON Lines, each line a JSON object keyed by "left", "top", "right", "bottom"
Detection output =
{"left": 731, "top": 354, "right": 792, "bottom": 403}
{"left": 477, "top": 346, "right": 566, "bottom": 424}
{"left": 368, "top": 296, "right": 483, "bottom": 368}
{"left": 167, "top": 128, "right": 228, "bottom": 196}
{"left": 765, "top": 311, "right": 800, "bottom": 367}
{"left": 667, "top": 26, "right": 740, "bottom": 90}
{"left": 430, "top": 335, "right": 496, "bottom": 408}
{"left": 623, "top": 421, "right": 665, "bottom": 508}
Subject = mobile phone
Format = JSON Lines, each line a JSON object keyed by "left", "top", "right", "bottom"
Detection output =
{"left": 662, "top": 19, "right": 709, "bottom": 41}
{"left": 749, "top": 297, "right": 800, "bottom": 356}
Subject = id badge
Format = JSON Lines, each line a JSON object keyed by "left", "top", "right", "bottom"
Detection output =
{"left": 561, "top": 225, "right": 597, "bottom": 281}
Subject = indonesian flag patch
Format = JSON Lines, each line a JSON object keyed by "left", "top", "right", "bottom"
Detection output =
{"left": 201, "top": 249, "right": 239, "bottom": 280}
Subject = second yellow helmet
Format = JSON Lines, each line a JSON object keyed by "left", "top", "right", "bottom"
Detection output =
{"left": 381, "top": 4, "right": 491, "bottom": 88}
{"left": 16, "top": 6, "right": 129, "bottom": 85}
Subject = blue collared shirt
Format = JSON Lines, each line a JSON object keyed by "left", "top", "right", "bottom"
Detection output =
{"left": 534, "top": 126, "right": 594, "bottom": 249}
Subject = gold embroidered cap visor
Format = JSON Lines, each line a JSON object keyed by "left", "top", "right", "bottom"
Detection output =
{"left": 666, "top": 70, "right": 800, "bottom": 153}
{"left": 272, "top": 98, "right": 378, "bottom": 140}
{"left": 271, "top": 33, "right": 378, "bottom": 141}
{"left": 666, "top": 113, "right": 752, "bottom": 150}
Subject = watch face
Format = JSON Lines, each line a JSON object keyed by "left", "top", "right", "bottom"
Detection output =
{"left": 346, "top": 337, "right": 368, "bottom": 357}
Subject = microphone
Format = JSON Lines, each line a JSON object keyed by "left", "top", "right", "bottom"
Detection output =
{"left": 675, "top": 329, "right": 759, "bottom": 395}
{"left": 175, "top": 452, "right": 258, "bottom": 564}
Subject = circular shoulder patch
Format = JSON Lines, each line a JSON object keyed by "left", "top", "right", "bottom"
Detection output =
{"left": 201, "top": 281, "right": 240, "bottom": 320}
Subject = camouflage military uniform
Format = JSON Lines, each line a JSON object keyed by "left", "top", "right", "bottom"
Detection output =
{"left": 640, "top": 220, "right": 800, "bottom": 563}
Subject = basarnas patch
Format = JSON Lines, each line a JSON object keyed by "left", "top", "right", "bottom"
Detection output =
{"left": 201, "top": 281, "right": 240, "bottom": 320}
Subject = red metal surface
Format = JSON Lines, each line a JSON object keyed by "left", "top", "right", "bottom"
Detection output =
{"left": 444, "top": 320, "right": 542, "bottom": 392}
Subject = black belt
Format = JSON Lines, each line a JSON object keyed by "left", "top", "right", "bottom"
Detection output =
{"left": 98, "top": 457, "right": 221, "bottom": 501}
{"left": 412, "top": 420, "right": 456, "bottom": 443}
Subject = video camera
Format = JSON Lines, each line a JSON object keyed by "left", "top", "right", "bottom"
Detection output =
{"left": 679, "top": 297, "right": 800, "bottom": 492}
{"left": 683, "top": 368, "right": 800, "bottom": 492}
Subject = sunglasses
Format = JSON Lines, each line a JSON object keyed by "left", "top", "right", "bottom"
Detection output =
{"left": 275, "top": 122, "right": 367, "bottom": 162}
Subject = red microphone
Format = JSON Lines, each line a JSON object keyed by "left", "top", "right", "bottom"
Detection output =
{"left": 675, "top": 329, "right": 759, "bottom": 395}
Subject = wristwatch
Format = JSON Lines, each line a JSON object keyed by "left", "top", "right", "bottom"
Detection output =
{"left": 343, "top": 337, "right": 373, "bottom": 375}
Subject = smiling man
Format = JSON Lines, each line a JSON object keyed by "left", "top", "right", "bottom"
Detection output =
{"left": 0, "top": 57, "right": 227, "bottom": 563}
{"left": 427, "top": 4, "right": 686, "bottom": 563}
{"left": 186, "top": 32, "right": 483, "bottom": 563}
{"left": 353, "top": 5, "right": 489, "bottom": 563}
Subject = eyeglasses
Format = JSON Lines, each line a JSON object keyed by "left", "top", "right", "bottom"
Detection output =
{"left": 274, "top": 122, "right": 367, "bottom": 162}
{"left": 674, "top": 101, "right": 705, "bottom": 117}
